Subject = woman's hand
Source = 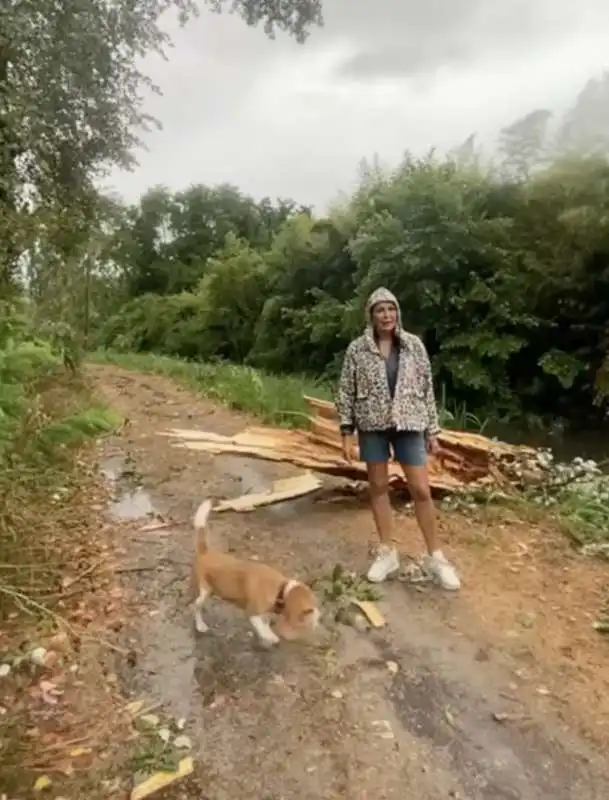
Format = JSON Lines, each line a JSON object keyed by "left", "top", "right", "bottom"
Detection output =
{"left": 341, "top": 434, "right": 357, "bottom": 464}
{"left": 427, "top": 434, "right": 440, "bottom": 456}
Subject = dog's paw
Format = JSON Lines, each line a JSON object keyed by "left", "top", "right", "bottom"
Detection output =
{"left": 194, "top": 618, "right": 209, "bottom": 634}
{"left": 258, "top": 633, "right": 280, "bottom": 648}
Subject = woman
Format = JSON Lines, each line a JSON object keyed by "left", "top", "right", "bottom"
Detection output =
{"left": 336, "top": 287, "right": 460, "bottom": 590}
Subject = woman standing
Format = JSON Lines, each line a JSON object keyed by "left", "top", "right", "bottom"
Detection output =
{"left": 336, "top": 287, "right": 460, "bottom": 590}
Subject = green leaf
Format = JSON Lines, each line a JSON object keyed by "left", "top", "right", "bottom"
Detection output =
{"left": 538, "top": 350, "right": 587, "bottom": 389}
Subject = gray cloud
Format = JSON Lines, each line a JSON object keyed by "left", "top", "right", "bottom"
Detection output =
{"left": 336, "top": 43, "right": 470, "bottom": 81}
{"left": 329, "top": 0, "right": 582, "bottom": 80}
{"left": 107, "top": 0, "right": 609, "bottom": 209}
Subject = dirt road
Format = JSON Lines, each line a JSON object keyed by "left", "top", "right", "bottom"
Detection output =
{"left": 90, "top": 365, "right": 609, "bottom": 800}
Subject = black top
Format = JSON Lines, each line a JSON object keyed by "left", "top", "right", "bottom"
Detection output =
{"left": 385, "top": 341, "right": 400, "bottom": 399}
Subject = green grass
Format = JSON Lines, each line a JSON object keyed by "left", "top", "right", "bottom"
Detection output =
{"left": 36, "top": 405, "right": 121, "bottom": 450}
{"left": 90, "top": 350, "right": 333, "bottom": 427}
{"left": 548, "top": 490, "right": 609, "bottom": 549}
{"left": 437, "top": 383, "right": 491, "bottom": 432}
{"left": 91, "top": 350, "right": 491, "bottom": 433}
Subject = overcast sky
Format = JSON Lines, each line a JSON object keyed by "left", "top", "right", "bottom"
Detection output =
{"left": 107, "top": 0, "right": 609, "bottom": 210}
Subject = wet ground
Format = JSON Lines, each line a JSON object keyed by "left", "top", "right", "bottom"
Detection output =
{"left": 90, "top": 365, "right": 609, "bottom": 799}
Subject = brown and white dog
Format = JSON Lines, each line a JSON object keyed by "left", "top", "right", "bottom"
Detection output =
{"left": 192, "top": 499, "right": 320, "bottom": 647}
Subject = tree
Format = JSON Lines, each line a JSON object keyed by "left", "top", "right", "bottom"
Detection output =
{"left": 248, "top": 212, "right": 355, "bottom": 375}
{"left": 112, "top": 187, "right": 176, "bottom": 297}
{"left": 555, "top": 72, "right": 609, "bottom": 157}
{"left": 449, "top": 133, "right": 478, "bottom": 168}
{"left": 110, "top": 185, "right": 304, "bottom": 297}
{"left": 498, "top": 109, "right": 552, "bottom": 180}
{"left": 194, "top": 234, "right": 269, "bottom": 361}
{"left": 0, "top": 0, "right": 322, "bottom": 291}
{"left": 1, "top": 0, "right": 322, "bottom": 195}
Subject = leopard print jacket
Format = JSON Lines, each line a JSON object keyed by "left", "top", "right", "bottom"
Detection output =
{"left": 336, "top": 287, "right": 440, "bottom": 436}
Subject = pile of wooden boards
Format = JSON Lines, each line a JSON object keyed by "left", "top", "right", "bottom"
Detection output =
{"left": 161, "top": 396, "right": 537, "bottom": 498}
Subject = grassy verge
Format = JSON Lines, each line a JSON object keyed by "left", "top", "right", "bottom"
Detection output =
{"left": 0, "top": 364, "right": 119, "bottom": 640}
{"left": 0, "top": 342, "right": 123, "bottom": 795}
{"left": 90, "top": 349, "right": 333, "bottom": 427}
{"left": 1, "top": 369, "right": 120, "bottom": 614}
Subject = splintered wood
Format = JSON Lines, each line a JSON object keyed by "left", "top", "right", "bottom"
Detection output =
{"left": 214, "top": 473, "right": 323, "bottom": 512}
{"left": 162, "top": 396, "right": 535, "bottom": 497}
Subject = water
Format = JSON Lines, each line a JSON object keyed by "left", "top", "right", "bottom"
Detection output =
{"left": 489, "top": 423, "right": 609, "bottom": 468}
{"left": 101, "top": 455, "right": 157, "bottom": 520}
{"left": 109, "top": 488, "right": 156, "bottom": 520}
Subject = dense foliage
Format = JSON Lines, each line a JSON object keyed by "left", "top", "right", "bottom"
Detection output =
{"left": 97, "top": 137, "right": 609, "bottom": 428}
{"left": 0, "top": 300, "right": 115, "bottom": 484}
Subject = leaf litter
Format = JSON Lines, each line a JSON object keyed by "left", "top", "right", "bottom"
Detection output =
{"left": 128, "top": 704, "right": 195, "bottom": 798}
{"left": 0, "top": 460, "right": 138, "bottom": 796}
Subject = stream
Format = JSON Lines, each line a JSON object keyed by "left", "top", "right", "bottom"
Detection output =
{"left": 486, "top": 422, "right": 609, "bottom": 467}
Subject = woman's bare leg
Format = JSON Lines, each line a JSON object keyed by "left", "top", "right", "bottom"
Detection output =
{"left": 366, "top": 462, "right": 400, "bottom": 582}
{"left": 398, "top": 463, "right": 438, "bottom": 554}
{"left": 399, "top": 462, "right": 460, "bottom": 590}
{"left": 367, "top": 462, "right": 392, "bottom": 544}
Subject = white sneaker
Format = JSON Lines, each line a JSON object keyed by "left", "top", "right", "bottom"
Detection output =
{"left": 367, "top": 545, "right": 400, "bottom": 583}
{"left": 424, "top": 551, "right": 461, "bottom": 591}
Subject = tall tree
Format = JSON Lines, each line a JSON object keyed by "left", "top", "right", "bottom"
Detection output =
{"left": 555, "top": 72, "right": 609, "bottom": 157}
{"left": 498, "top": 109, "right": 552, "bottom": 181}
{"left": 111, "top": 185, "right": 303, "bottom": 297}
{"left": 0, "top": 0, "right": 322, "bottom": 291}
{"left": 449, "top": 133, "right": 478, "bottom": 167}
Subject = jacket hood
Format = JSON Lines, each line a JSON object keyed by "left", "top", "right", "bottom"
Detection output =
{"left": 365, "top": 287, "right": 402, "bottom": 331}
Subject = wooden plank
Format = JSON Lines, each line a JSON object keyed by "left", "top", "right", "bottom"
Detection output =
{"left": 214, "top": 472, "right": 323, "bottom": 512}
{"left": 351, "top": 599, "right": 386, "bottom": 628}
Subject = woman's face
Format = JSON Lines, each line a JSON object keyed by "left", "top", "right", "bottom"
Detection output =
{"left": 371, "top": 301, "right": 398, "bottom": 335}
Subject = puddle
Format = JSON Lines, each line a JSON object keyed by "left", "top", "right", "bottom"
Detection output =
{"left": 102, "top": 455, "right": 157, "bottom": 521}
{"left": 219, "top": 456, "right": 270, "bottom": 495}
{"left": 109, "top": 488, "right": 156, "bottom": 520}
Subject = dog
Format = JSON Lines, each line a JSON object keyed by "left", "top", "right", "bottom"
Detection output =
{"left": 191, "top": 499, "right": 320, "bottom": 647}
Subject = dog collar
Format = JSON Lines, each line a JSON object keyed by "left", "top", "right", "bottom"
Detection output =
{"left": 273, "top": 579, "right": 299, "bottom": 613}
{"left": 273, "top": 582, "right": 288, "bottom": 613}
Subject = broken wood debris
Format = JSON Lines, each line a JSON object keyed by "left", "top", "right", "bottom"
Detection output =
{"left": 351, "top": 599, "right": 386, "bottom": 628}
{"left": 214, "top": 472, "right": 323, "bottom": 512}
{"left": 161, "top": 396, "right": 538, "bottom": 497}
{"left": 130, "top": 757, "right": 194, "bottom": 800}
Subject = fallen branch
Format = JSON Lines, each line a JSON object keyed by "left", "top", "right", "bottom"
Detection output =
{"left": 138, "top": 520, "right": 180, "bottom": 533}
{"left": 58, "top": 557, "right": 109, "bottom": 597}
{"left": 214, "top": 472, "right": 323, "bottom": 512}
{"left": 114, "top": 564, "right": 159, "bottom": 574}
{"left": 0, "top": 583, "right": 129, "bottom": 655}
{"left": 0, "top": 583, "right": 66, "bottom": 620}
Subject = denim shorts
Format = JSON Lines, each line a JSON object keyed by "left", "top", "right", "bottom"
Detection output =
{"left": 358, "top": 429, "right": 427, "bottom": 466}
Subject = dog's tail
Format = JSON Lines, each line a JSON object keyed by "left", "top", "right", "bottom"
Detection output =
{"left": 193, "top": 499, "right": 213, "bottom": 555}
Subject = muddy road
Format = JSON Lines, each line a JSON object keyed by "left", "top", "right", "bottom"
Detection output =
{"left": 90, "top": 365, "right": 609, "bottom": 800}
